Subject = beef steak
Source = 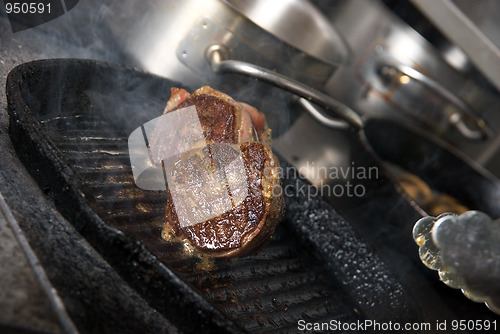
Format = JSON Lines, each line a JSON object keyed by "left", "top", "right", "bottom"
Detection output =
{"left": 159, "top": 86, "right": 284, "bottom": 257}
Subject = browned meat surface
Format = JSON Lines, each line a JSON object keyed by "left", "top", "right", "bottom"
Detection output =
{"left": 160, "top": 86, "right": 284, "bottom": 257}
{"left": 166, "top": 86, "right": 271, "bottom": 148}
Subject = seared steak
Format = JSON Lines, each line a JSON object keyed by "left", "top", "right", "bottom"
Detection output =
{"left": 159, "top": 86, "right": 284, "bottom": 257}
{"left": 165, "top": 86, "right": 272, "bottom": 147}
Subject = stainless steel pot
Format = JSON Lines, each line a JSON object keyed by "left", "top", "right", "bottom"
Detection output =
{"left": 316, "top": 0, "right": 499, "bottom": 147}
{"left": 222, "top": 0, "right": 349, "bottom": 67}
{"left": 108, "top": 0, "right": 349, "bottom": 90}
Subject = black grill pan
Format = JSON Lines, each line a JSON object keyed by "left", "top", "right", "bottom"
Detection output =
{"left": 7, "top": 59, "right": 424, "bottom": 333}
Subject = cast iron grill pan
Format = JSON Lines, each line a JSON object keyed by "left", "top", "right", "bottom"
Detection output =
{"left": 7, "top": 59, "right": 421, "bottom": 333}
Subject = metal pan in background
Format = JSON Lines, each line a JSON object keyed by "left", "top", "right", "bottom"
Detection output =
{"left": 317, "top": 0, "right": 499, "bottom": 146}
{"left": 110, "top": 0, "right": 350, "bottom": 91}
{"left": 221, "top": 0, "right": 350, "bottom": 67}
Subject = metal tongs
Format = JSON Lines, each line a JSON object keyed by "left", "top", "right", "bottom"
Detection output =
{"left": 413, "top": 211, "right": 500, "bottom": 314}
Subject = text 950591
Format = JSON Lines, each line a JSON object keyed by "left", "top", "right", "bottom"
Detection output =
{"left": 5, "top": 2, "right": 51, "bottom": 14}
{"left": 4, "top": 0, "right": 80, "bottom": 33}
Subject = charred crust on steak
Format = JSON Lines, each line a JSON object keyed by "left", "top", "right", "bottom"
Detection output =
{"left": 174, "top": 94, "right": 238, "bottom": 144}
{"left": 166, "top": 86, "right": 271, "bottom": 147}
{"left": 161, "top": 87, "right": 284, "bottom": 258}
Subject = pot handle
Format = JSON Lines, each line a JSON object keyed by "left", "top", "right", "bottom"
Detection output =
{"left": 206, "top": 45, "right": 363, "bottom": 130}
{"left": 377, "top": 63, "right": 492, "bottom": 140}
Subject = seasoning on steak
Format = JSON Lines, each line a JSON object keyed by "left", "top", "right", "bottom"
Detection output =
{"left": 159, "top": 86, "right": 284, "bottom": 257}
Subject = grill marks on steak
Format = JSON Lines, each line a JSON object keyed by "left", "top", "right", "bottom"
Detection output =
{"left": 166, "top": 143, "right": 266, "bottom": 250}
{"left": 167, "top": 86, "right": 270, "bottom": 147}
{"left": 175, "top": 94, "right": 239, "bottom": 144}
{"left": 162, "top": 86, "right": 284, "bottom": 257}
